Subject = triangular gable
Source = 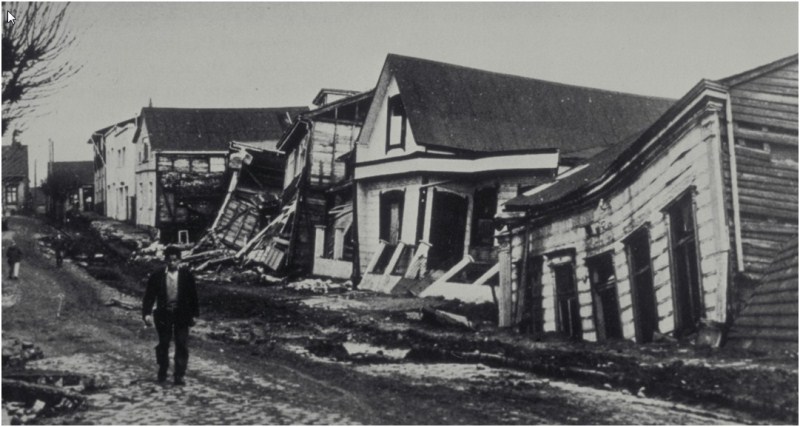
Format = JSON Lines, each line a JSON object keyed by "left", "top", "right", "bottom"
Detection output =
{"left": 719, "top": 54, "right": 798, "bottom": 88}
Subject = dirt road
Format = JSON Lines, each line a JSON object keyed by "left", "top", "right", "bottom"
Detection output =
{"left": 2, "top": 216, "right": 767, "bottom": 424}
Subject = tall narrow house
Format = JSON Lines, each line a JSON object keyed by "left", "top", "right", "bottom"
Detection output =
{"left": 2, "top": 133, "right": 29, "bottom": 215}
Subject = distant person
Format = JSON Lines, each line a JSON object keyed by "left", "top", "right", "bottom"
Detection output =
{"left": 141, "top": 246, "right": 199, "bottom": 386}
{"left": 53, "top": 232, "right": 66, "bottom": 267}
{"left": 6, "top": 240, "right": 22, "bottom": 280}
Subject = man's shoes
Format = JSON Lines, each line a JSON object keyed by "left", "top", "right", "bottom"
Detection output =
{"left": 173, "top": 377, "right": 185, "bottom": 386}
{"left": 157, "top": 369, "right": 168, "bottom": 383}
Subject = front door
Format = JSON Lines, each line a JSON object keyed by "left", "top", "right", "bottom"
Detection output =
{"left": 427, "top": 189, "right": 468, "bottom": 270}
{"left": 626, "top": 228, "right": 658, "bottom": 343}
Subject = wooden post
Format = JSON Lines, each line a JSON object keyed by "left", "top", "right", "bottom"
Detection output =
{"left": 497, "top": 229, "right": 513, "bottom": 328}
{"left": 333, "top": 226, "right": 345, "bottom": 260}
{"left": 314, "top": 225, "right": 326, "bottom": 258}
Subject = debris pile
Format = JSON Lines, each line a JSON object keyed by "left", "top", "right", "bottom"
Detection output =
{"left": 286, "top": 278, "right": 353, "bottom": 294}
{"left": 2, "top": 338, "right": 44, "bottom": 369}
{"left": 89, "top": 218, "right": 154, "bottom": 253}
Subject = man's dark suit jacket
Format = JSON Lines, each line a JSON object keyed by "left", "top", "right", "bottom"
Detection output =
{"left": 142, "top": 268, "right": 199, "bottom": 324}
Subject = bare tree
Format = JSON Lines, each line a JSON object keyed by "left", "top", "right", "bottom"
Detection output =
{"left": 2, "top": 2, "right": 80, "bottom": 135}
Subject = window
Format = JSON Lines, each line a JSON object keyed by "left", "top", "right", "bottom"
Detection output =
{"left": 4, "top": 185, "right": 18, "bottom": 204}
{"left": 386, "top": 95, "right": 407, "bottom": 151}
{"left": 471, "top": 187, "right": 498, "bottom": 247}
{"left": 625, "top": 228, "right": 658, "bottom": 343}
{"left": 142, "top": 142, "right": 149, "bottom": 163}
{"left": 210, "top": 157, "right": 226, "bottom": 172}
{"left": 586, "top": 253, "right": 622, "bottom": 341}
{"left": 379, "top": 190, "right": 404, "bottom": 245}
{"left": 191, "top": 158, "right": 209, "bottom": 173}
{"left": 667, "top": 192, "right": 703, "bottom": 336}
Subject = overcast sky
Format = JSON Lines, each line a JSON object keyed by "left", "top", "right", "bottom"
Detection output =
{"left": 4, "top": 2, "right": 798, "bottom": 185}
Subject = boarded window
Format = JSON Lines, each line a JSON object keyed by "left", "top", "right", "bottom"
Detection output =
{"left": 625, "top": 228, "right": 658, "bottom": 343}
{"left": 386, "top": 95, "right": 407, "bottom": 151}
{"left": 191, "top": 158, "right": 210, "bottom": 173}
{"left": 379, "top": 190, "right": 404, "bottom": 245}
{"left": 157, "top": 156, "right": 173, "bottom": 171}
{"left": 587, "top": 253, "right": 623, "bottom": 341}
{"left": 667, "top": 192, "right": 703, "bottom": 336}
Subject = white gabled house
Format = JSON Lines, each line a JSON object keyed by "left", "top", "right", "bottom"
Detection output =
{"left": 352, "top": 54, "right": 674, "bottom": 301}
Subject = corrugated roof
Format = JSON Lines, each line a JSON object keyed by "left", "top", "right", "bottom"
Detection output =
{"left": 2, "top": 143, "right": 28, "bottom": 179}
{"left": 50, "top": 161, "right": 94, "bottom": 186}
{"left": 139, "top": 107, "right": 308, "bottom": 151}
{"left": 387, "top": 54, "right": 675, "bottom": 154}
{"left": 728, "top": 236, "right": 798, "bottom": 351}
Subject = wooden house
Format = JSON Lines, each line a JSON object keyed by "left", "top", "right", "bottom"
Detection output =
{"left": 352, "top": 54, "right": 674, "bottom": 300}
{"left": 2, "top": 135, "right": 28, "bottom": 215}
{"left": 132, "top": 107, "right": 306, "bottom": 244}
{"left": 239, "top": 90, "right": 372, "bottom": 277}
{"left": 87, "top": 117, "right": 137, "bottom": 221}
{"left": 498, "top": 55, "right": 798, "bottom": 344}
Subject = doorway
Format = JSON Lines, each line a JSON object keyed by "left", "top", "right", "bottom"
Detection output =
{"left": 427, "top": 189, "right": 468, "bottom": 270}
{"left": 553, "top": 263, "right": 582, "bottom": 339}
{"left": 625, "top": 228, "right": 658, "bottom": 343}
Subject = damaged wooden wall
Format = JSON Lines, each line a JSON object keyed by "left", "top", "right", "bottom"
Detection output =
{"left": 156, "top": 153, "right": 229, "bottom": 243}
{"left": 723, "top": 61, "right": 798, "bottom": 287}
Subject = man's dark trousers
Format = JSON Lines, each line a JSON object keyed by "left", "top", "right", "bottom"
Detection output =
{"left": 154, "top": 309, "right": 190, "bottom": 379}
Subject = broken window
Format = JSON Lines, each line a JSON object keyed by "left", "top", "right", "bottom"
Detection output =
{"left": 379, "top": 190, "right": 404, "bottom": 245}
{"left": 667, "top": 192, "right": 703, "bottom": 337}
{"left": 471, "top": 186, "right": 498, "bottom": 248}
{"left": 173, "top": 158, "right": 191, "bottom": 173}
{"left": 386, "top": 95, "right": 407, "bottom": 151}
{"left": 625, "top": 227, "right": 658, "bottom": 343}
{"left": 586, "top": 253, "right": 623, "bottom": 341}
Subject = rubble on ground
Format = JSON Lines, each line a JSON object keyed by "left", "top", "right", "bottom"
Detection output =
{"left": 2, "top": 338, "right": 44, "bottom": 369}
{"left": 286, "top": 278, "right": 353, "bottom": 294}
{"left": 89, "top": 218, "right": 154, "bottom": 254}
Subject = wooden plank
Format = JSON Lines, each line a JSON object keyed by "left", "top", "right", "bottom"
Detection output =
{"left": 739, "top": 202, "right": 797, "bottom": 219}
{"left": 736, "top": 302, "right": 797, "bottom": 316}
{"left": 734, "top": 126, "right": 799, "bottom": 147}
{"left": 734, "top": 315, "right": 798, "bottom": 329}
{"left": 733, "top": 145, "right": 772, "bottom": 162}
{"left": 738, "top": 187, "right": 798, "bottom": 203}
{"left": 750, "top": 76, "right": 799, "bottom": 88}
{"left": 733, "top": 105, "right": 799, "bottom": 122}
{"left": 730, "top": 89, "right": 797, "bottom": 106}
{"left": 732, "top": 95, "right": 799, "bottom": 114}
{"left": 736, "top": 162, "right": 798, "bottom": 180}
{"left": 737, "top": 81, "right": 799, "bottom": 97}
{"left": 766, "top": 69, "right": 798, "bottom": 80}
{"left": 735, "top": 113, "right": 798, "bottom": 131}
{"left": 736, "top": 171, "right": 797, "bottom": 187}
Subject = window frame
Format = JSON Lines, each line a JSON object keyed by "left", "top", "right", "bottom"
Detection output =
{"left": 385, "top": 94, "right": 407, "bottom": 152}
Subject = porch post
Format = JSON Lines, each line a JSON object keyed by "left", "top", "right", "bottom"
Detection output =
{"left": 497, "top": 229, "right": 513, "bottom": 328}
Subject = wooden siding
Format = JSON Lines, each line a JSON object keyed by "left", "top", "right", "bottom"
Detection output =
{"left": 727, "top": 238, "right": 798, "bottom": 351}
{"left": 511, "top": 108, "right": 731, "bottom": 342}
{"left": 727, "top": 61, "right": 798, "bottom": 281}
{"left": 308, "top": 121, "right": 359, "bottom": 189}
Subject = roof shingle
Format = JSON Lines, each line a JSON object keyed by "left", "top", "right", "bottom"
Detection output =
{"left": 50, "top": 161, "right": 94, "bottom": 186}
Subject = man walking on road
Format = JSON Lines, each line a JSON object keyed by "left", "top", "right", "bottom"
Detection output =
{"left": 142, "top": 246, "right": 199, "bottom": 386}
{"left": 6, "top": 240, "right": 22, "bottom": 280}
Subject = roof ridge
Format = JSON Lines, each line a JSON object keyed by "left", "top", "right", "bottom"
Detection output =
{"left": 386, "top": 53, "right": 676, "bottom": 102}
{"left": 143, "top": 106, "right": 308, "bottom": 112}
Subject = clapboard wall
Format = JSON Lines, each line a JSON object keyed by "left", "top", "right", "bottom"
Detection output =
{"left": 725, "top": 60, "right": 799, "bottom": 281}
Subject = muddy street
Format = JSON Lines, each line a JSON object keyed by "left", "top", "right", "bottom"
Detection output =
{"left": 1, "top": 216, "right": 781, "bottom": 424}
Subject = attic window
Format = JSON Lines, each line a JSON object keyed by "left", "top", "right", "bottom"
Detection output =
{"left": 386, "top": 95, "right": 407, "bottom": 152}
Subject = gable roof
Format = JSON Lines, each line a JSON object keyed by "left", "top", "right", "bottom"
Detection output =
{"left": 2, "top": 143, "right": 28, "bottom": 179}
{"left": 727, "top": 236, "right": 798, "bottom": 351}
{"left": 50, "top": 161, "right": 94, "bottom": 186}
{"left": 87, "top": 117, "right": 137, "bottom": 145}
{"left": 383, "top": 54, "right": 675, "bottom": 155}
{"left": 136, "top": 107, "right": 308, "bottom": 151}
